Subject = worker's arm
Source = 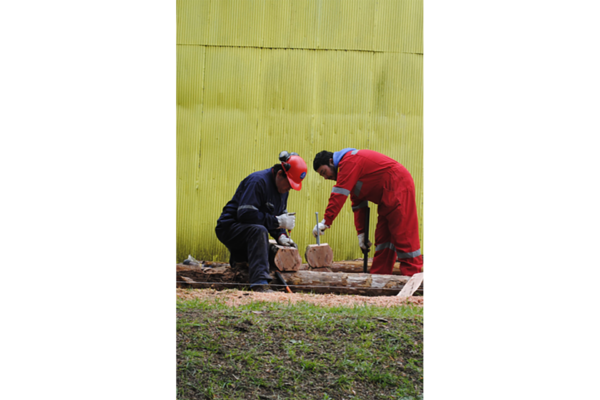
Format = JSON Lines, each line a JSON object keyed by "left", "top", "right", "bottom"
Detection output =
{"left": 236, "top": 180, "right": 280, "bottom": 231}
{"left": 323, "top": 159, "right": 363, "bottom": 226}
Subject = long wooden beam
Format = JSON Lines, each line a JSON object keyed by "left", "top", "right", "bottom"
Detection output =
{"left": 176, "top": 264, "right": 423, "bottom": 296}
{"left": 327, "top": 260, "right": 404, "bottom": 275}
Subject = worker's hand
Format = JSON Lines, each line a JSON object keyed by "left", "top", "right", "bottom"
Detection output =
{"left": 358, "top": 233, "right": 372, "bottom": 251}
{"left": 278, "top": 234, "right": 297, "bottom": 248}
{"left": 276, "top": 213, "right": 296, "bottom": 230}
{"left": 312, "top": 219, "right": 330, "bottom": 237}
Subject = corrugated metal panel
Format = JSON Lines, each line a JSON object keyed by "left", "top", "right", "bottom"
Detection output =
{"left": 318, "top": 0, "right": 377, "bottom": 51}
{"left": 374, "top": 0, "right": 423, "bottom": 53}
{"left": 176, "top": 45, "right": 206, "bottom": 257}
{"left": 177, "top": 0, "right": 423, "bottom": 52}
{"left": 176, "top": 0, "right": 211, "bottom": 45}
{"left": 177, "top": 0, "right": 423, "bottom": 262}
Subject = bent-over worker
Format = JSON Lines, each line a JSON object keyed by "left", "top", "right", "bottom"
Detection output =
{"left": 312, "top": 148, "right": 423, "bottom": 276}
{"left": 215, "top": 152, "right": 307, "bottom": 292}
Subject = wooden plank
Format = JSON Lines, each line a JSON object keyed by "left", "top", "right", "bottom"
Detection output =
{"left": 397, "top": 273, "right": 424, "bottom": 298}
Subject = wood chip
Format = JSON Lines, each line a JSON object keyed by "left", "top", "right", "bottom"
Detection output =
{"left": 177, "top": 288, "right": 423, "bottom": 307}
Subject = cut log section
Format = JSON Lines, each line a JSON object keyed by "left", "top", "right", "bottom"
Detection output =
{"left": 305, "top": 244, "right": 333, "bottom": 268}
{"left": 268, "top": 241, "right": 302, "bottom": 272}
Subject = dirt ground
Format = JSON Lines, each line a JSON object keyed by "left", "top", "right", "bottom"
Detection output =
{"left": 176, "top": 288, "right": 424, "bottom": 307}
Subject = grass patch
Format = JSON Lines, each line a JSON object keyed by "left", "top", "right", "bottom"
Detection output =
{"left": 177, "top": 299, "right": 423, "bottom": 400}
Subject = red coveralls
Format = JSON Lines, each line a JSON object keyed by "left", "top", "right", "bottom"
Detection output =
{"left": 323, "top": 149, "right": 423, "bottom": 276}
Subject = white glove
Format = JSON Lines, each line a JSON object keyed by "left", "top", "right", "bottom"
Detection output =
{"left": 312, "top": 219, "right": 330, "bottom": 237}
{"left": 276, "top": 213, "right": 295, "bottom": 230}
{"left": 278, "top": 234, "right": 297, "bottom": 248}
{"left": 357, "top": 233, "right": 372, "bottom": 251}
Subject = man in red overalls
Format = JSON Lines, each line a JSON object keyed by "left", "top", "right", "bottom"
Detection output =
{"left": 312, "top": 148, "right": 423, "bottom": 276}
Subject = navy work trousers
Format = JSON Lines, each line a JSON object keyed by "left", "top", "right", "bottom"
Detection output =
{"left": 215, "top": 223, "right": 272, "bottom": 285}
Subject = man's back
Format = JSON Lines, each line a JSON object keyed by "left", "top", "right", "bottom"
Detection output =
{"left": 217, "top": 168, "right": 288, "bottom": 230}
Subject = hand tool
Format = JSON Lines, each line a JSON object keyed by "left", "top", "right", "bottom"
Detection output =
{"left": 315, "top": 212, "right": 320, "bottom": 245}
{"left": 275, "top": 270, "right": 293, "bottom": 293}
{"left": 363, "top": 206, "right": 370, "bottom": 273}
{"left": 286, "top": 212, "right": 296, "bottom": 236}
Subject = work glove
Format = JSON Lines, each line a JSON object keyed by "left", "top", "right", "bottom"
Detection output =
{"left": 278, "top": 234, "right": 297, "bottom": 248}
{"left": 276, "top": 213, "right": 296, "bottom": 230}
{"left": 357, "top": 233, "right": 372, "bottom": 251}
{"left": 312, "top": 219, "right": 330, "bottom": 238}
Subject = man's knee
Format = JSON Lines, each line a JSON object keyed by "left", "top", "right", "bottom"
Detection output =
{"left": 246, "top": 224, "right": 269, "bottom": 239}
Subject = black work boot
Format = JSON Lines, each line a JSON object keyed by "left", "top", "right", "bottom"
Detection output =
{"left": 250, "top": 284, "right": 274, "bottom": 293}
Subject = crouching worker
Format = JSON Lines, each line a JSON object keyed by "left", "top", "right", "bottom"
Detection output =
{"left": 215, "top": 152, "right": 307, "bottom": 292}
{"left": 312, "top": 149, "right": 423, "bottom": 276}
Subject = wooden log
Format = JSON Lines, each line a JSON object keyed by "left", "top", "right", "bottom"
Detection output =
{"left": 328, "top": 259, "right": 403, "bottom": 275}
{"left": 281, "top": 270, "right": 423, "bottom": 296}
{"left": 177, "top": 263, "right": 423, "bottom": 296}
{"left": 268, "top": 241, "right": 302, "bottom": 272}
{"left": 310, "top": 267, "right": 332, "bottom": 272}
{"left": 177, "top": 263, "right": 282, "bottom": 290}
{"left": 305, "top": 244, "right": 333, "bottom": 268}
{"left": 176, "top": 263, "right": 251, "bottom": 289}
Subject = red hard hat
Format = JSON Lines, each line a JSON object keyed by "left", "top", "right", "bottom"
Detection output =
{"left": 282, "top": 155, "right": 307, "bottom": 191}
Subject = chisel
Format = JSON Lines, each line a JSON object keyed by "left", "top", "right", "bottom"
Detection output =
{"left": 275, "top": 270, "right": 293, "bottom": 293}
{"left": 315, "top": 212, "right": 320, "bottom": 245}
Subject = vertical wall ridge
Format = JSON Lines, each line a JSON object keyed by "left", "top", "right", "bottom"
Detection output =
{"left": 177, "top": 0, "right": 423, "bottom": 262}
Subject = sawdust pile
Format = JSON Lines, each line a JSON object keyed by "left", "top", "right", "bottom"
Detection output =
{"left": 176, "top": 288, "right": 423, "bottom": 308}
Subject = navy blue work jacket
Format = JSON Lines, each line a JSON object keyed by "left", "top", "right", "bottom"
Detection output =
{"left": 216, "top": 168, "right": 288, "bottom": 240}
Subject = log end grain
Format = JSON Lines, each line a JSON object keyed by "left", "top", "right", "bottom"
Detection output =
{"left": 305, "top": 244, "right": 333, "bottom": 268}
{"left": 269, "top": 243, "right": 302, "bottom": 272}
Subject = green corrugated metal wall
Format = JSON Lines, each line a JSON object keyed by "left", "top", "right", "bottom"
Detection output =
{"left": 177, "top": 0, "right": 423, "bottom": 263}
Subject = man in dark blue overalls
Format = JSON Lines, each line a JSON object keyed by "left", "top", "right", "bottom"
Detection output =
{"left": 215, "top": 152, "right": 307, "bottom": 292}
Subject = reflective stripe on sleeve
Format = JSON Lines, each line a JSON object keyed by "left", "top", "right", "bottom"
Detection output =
{"left": 352, "top": 201, "right": 368, "bottom": 212}
{"left": 238, "top": 205, "right": 258, "bottom": 211}
{"left": 331, "top": 187, "right": 350, "bottom": 196}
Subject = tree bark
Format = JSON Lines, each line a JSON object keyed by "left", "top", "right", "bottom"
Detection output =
{"left": 327, "top": 259, "right": 404, "bottom": 275}
{"left": 176, "top": 263, "right": 251, "bottom": 290}
{"left": 176, "top": 263, "right": 423, "bottom": 296}
{"left": 280, "top": 270, "right": 422, "bottom": 296}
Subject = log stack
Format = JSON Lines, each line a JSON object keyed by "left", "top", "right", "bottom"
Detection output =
{"left": 176, "top": 240, "right": 423, "bottom": 296}
{"left": 177, "top": 263, "right": 423, "bottom": 296}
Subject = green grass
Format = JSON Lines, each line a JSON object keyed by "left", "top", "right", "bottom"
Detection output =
{"left": 177, "top": 298, "right": 423, "bottom": 400}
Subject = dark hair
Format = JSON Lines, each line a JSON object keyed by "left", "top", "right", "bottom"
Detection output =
{"left": 313, "top": 151, "right": 333, "bottom": 172}
{"left": 272, "top": 163, "right": 287, "bottom": 176}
